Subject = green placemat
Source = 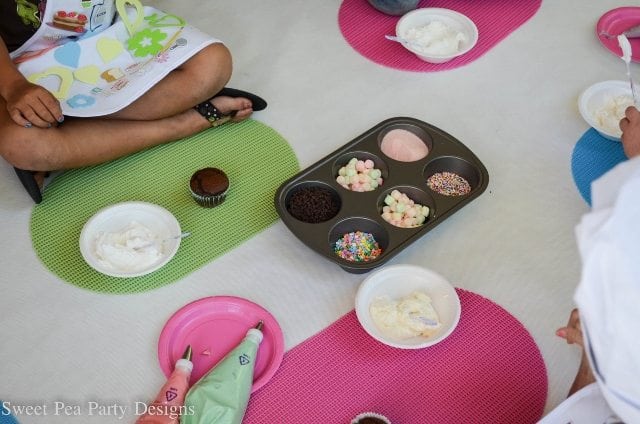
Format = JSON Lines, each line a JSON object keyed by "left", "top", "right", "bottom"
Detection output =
{"left": 30, "top": 120, "right": 299, "bottom": 294}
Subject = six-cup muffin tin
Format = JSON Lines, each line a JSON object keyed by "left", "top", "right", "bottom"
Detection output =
{"left": 274, "top": 117, "right": 489, "bottom": 273}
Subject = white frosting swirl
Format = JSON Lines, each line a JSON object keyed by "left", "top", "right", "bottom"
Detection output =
{"left": 94, "top": 221, "right": 162, "bottom": 272}
{"left": 370, "top": 291, "right": 441, "bottom": 340}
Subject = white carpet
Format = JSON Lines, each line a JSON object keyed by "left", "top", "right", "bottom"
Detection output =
{"left": 0, "top": 0, "right": 629, "bottom": 422}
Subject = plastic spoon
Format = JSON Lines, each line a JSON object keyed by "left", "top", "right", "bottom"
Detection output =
{"left": 133, "top": 231, "right": 191, "bottom": 251}
{"left": 384, "top": 34, "right": 422, "bottom": 50}
{"left": 618, "top": 34, "right": 639, "bottom": 107}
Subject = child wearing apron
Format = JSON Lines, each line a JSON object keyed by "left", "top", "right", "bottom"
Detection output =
{"left": 11, "top": 0, "right": 219, "bottom": 117}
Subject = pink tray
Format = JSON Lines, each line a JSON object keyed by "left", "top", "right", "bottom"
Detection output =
{"left": 243, "top": 289, "right": 547, "bottom": 423}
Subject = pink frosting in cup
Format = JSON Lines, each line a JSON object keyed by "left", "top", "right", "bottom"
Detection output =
{"left": 380, "top": 129, "right": 429, "bottom": 162}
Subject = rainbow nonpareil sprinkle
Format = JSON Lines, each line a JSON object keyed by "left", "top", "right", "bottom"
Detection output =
{"left": 334, "top": 231, "right": 382, "bottom": 262}
{"left": 427, "top": 172, "right": 471, "bottom": 196}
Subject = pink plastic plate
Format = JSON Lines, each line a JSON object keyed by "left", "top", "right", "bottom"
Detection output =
{"left": 158, "top": 296, "right": 285, "bottom": 393}
{"left": 597, "top": 7, "right": 640, "bottom": 62}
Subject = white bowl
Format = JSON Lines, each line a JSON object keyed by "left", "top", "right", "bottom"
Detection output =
{"left": 79, "top": 201, "right": 182, "bottom": 278}
{"left": 578, "top": 80, "right": 634, "bottom": 142}
{"left": 355, "top": 264, "right": 461, "bottom": 349}
{"left": 395, "top": 8, "right": 478, "bottom": 64}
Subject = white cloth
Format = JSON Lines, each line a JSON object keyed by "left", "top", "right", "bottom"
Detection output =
{"left": 538, "top": 383, "right": 619, "bottom": 424}
{"left": 572, "top": 156, "right": 640, "bottom": 422}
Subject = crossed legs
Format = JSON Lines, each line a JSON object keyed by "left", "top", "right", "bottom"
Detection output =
{"left": 0, "top": 42, "right": 254, "bottom": 172}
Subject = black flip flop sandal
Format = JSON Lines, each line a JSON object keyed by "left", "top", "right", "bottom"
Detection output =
{"left": 194, "top": 102, "right": 233, "bottom": 127}
{"left": 14, "top": 167, "right": 43, "bottom": 204}
{"left": 214, "top": 87, "right": 267, "bottom": 111}
{"left": 193, "top": 87, "right": 267, "bottom": 127}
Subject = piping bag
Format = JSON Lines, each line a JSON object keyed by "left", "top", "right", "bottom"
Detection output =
{"left": 137, "top": 345, "right": 193, "bottom": 424}
{"left": 182, "top": 321, "right": 264, "bottom": 424}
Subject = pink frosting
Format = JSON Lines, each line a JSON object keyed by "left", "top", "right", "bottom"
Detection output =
{"left": 380, "top": 129, "right": 429, "bottom": 162}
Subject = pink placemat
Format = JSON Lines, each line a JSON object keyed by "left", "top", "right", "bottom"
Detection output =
{"left": 244, "top": 289, "right": 547, "bottom": 423}
{"left": 338, "top": 0, "right": 542, "bottom": 72}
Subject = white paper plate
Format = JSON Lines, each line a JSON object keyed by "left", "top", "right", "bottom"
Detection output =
{"left": 79, "top": 201, "right": 181, "bottom": 278}
{"left": 355, "top": 264, "right": 461, "bottom": 349}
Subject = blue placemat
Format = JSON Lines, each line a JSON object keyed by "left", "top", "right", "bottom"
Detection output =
{"left": 571, "top": 128, "right": 627, "bottom": 205}
{"left": 0, "top": 403, "right": 19, "bottom": 424}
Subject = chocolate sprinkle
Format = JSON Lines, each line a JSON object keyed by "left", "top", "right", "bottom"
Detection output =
{"left": 286, "top": 186, "right": 340, "bottom": 223}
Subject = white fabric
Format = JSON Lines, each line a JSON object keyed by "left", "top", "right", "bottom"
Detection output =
{"left": 573, "top": 157, "right": 640, "bottom": 422}
{"left": 538, "top": 383, "right": 618, "bottom": 424}
{"left": 2, "top": 1, "right": 637, "bottom": 422}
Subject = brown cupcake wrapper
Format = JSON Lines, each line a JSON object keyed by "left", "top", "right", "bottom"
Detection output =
{"left": 189, "top": 190, "right": 227, "bottom": 208}
{"left": 350, "top": 412, "right": 391, "bottom": 424}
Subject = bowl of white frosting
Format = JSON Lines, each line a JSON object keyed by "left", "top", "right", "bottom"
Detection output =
{"left": 355, "top": 264, "right": 461, "bottom": 349}
{"left": 79, "top": 201, "right": 182, "bottom": 278}
{"left": 579, "top": 80, "right": 635, "bottom": 141}
{"left": 395, "top": 8, "right": 478, "bottom": 63}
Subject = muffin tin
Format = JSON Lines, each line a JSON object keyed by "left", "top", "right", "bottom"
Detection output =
{"left": 274, "top": 117, "right": 489, "bottom": 273}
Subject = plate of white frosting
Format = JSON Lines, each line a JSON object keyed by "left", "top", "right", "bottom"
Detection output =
{"left": 79, "top": 201, "right": 182, "bottom": 278}
{"left": 355, "top": 264, "right": 461, "bottom": 349}
{"left": 578, "top": 80, "right": 633, "bottom": 141}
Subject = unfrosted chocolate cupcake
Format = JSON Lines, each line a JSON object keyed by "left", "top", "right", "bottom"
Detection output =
{"left": 189, "top": 167, "right": 229, "bottom": 207}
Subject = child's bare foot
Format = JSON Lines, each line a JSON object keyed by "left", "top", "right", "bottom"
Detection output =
{"left": 210, "top": 96, "right": 253, "bottom": 122}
